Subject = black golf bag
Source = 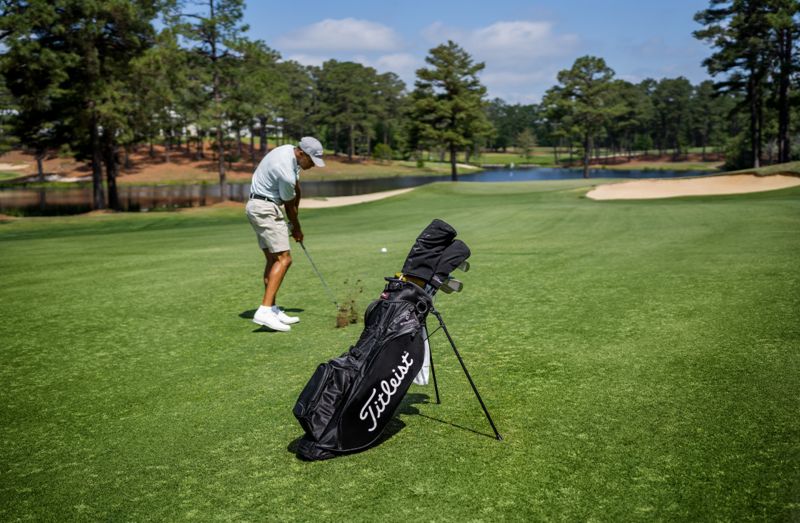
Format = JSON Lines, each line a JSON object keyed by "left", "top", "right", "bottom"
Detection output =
{"left": 293, "top": 219, "right": 495, "bottom": 461}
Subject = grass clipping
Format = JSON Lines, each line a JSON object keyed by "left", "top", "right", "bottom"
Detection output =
{"left": 335, "top": 279, "right": 362, "bottom": 328}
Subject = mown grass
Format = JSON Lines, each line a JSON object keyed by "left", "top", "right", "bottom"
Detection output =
{"left": 0, "top": 171, "right": 23, "bottom": 181}
{"left": 1, "top": 180, "right": 799, "bottom": 522}
{"left": 727, "top": 160, "right": 800, "bottom": 176}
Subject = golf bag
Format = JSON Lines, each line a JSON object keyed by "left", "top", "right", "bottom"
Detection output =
{"left": 293, "top": 278, "right": 432, "bottom": 460}
{"left": 293, "top": 219, "right": 487, "bottom": 461}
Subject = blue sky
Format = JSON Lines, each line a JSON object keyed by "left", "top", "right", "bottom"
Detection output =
{"left": 239, "top": 0, "right": 715, "bottom": 104}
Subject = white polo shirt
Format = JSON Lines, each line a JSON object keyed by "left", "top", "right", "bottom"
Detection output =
{"left": 250, "top": 144, "right": 300, "bottom": 204}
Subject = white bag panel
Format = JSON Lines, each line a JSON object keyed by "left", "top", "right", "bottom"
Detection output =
{"left": 414, "top": 326, "right": 430, "bottom": 386}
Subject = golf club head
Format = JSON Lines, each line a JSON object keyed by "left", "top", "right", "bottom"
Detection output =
{"left": 457, "top": 261, "right": 470, "bottom": 272}
{"left": 439, "top": 278, "right": 463, "bottom": 294}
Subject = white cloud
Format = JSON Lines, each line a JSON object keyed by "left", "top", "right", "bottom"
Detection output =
{"left": 421, "top": 20, "right": 580, "bottom": 64}
{"left": 284, "top": 54, "right": 327, "bottom": 67}
{"left": 274, "top": 18, "right": 405, "bottom": 53}
{"left": 481, "top": 69, "right": 559, "bottom": 88}
{"left": 491, "top": 91, "right": 543, "bottom": 105}
{"left": 352, "top": 53, "right": 422, "bottom": 87}
{"left": 418, "top": 20, "right": 581, "bottom": 102}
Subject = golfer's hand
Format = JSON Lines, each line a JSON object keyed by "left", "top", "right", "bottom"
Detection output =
{"left": 292, "top": 227, "right": 304, "bottom": 243}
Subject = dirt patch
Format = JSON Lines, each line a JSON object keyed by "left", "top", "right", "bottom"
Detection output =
{"left": 81, "top": 209, "right": 119, "bottom": 215}
{"left": 1, "top": 145, "right": 429, "bottom": 184}
{"left": 586, "top": 174, "right": 800, "bottom": 200}
{"left": 334, "top": 279, "right": 362, "bottom": 328}
{"left": 0, "top": 213, "right": 19, "bottom": 219}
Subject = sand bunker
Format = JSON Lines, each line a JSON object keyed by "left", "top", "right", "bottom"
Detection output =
{"left": 299, "top": 188, "right": 413, "bottom": 208}
{"left": 586, "top": 174, "right": 800, "bottom": 200}
{"left": 0, "top": 163, "right": 29, "bottom": 171}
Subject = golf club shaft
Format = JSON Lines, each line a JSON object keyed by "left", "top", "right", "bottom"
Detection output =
{"left": 300, "top": 241, "right": 339, "bottom": 310}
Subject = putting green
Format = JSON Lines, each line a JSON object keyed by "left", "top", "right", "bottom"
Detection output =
{"left": 1, "top": 180, "right": 799, "bottom": 521}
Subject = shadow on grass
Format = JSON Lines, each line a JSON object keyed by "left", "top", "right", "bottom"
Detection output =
{"left": 287, "top": 392, "right": 495, "bottom": 460}
{"left": 415, "top": 412, "right": 497, "bottom": 440}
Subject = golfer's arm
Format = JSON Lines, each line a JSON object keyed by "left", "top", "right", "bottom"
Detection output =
{"left": 295, "top": 183, "right": 301, "bottom": 209}
{"left": 284, "top": 198, "right": 301, "bottom": 232}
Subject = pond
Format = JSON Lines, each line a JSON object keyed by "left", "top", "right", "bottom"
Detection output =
{"left": 0, "top": 167, "right": 710, "bottom": 216}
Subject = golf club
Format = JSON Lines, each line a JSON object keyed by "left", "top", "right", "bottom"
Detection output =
{"left": 299, "top": 241, "right": 339, "bottom": 310}
{"left": 288, "top": 223, "right": 339, "bottom": 310}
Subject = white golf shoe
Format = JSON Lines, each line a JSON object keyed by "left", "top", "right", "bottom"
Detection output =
{"left": 272, "top": 305, "right": 299, "bottom": 324}
{"left": 253, "top": 306, "right": 290, "bottom": 331}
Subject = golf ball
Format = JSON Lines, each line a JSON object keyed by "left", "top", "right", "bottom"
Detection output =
{"left": 381, "top": 248, "right": 387, "bottom": 252}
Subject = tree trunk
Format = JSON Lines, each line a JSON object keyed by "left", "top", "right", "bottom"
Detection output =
{"left": 211, "top": 0, "right": 227, "bottom": 203}
{"left": 251, "top": 127, "right": 256, "bottom": 170}
{"left": 778, "top": 28, "right": 791, "bottom": 163}
{"left": 105, "top": 141, "right": 119, "bottom": 211}
{"left": 749, "top": 70, "right": 760, "bottom": 168}
{"left": 450, "top": 142, "right": 458, "bottom": 181}
{"left": 165, "top": 136, "right": 170, "bottom": 163}
{"left": 90, "top": 118, "right": 106, "bottom": 210}
{"left": 36, "top": 148, "right": 44, "bottom": 182}
{"left": 349, "top": 123, "right": 355, "bottom": 162}
{"left": 367, "top": 133, "right": 371, "bottom": 162}
{"left": 125, "top": 146, "right": 131, "bottom": 169}
{"left": 236, "top": 129, "right": 242, "bottom": 159}
{"left": 702, "top": 123, "right": 707, "bottom": 162}
{"left": 260, "top": 116, "right": 267, "bottom": 156}
{"left": 333, "top": 124, "right": 339, "bottom": 156}
{"left": 149, "top": 137, "right": 154, "bottom": 158}
{"left": 583, "top": 126, "right": 590, "bottom": 179}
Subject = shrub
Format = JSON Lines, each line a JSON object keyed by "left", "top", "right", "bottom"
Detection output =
{"left": 724, "top": 134, "right": 751, "bottom": 171}
{"left": 371, "top": 143, "right": 393, "bottom": 164}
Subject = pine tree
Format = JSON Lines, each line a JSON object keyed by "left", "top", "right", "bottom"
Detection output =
{"left": 555, "top": 56, "right": 616, "bottom": 178}
{"left": 1, "top": 0, "right": 159, "bottom": 209}
{"left": 695, "top": 0, "right": 773, "bottom": 168}
{"left": 169, "top": 0, "right": 249, "bottom": 202}
{"left": 410, "top": 41, "right": 493, "bottom": 181}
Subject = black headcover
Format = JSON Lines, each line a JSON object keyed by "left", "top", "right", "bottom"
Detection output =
{"left": 401, "top": 219, "right": 457, "bottom": 282}
{"left": 429, "top": 239, "right": 471, "bottom": 289}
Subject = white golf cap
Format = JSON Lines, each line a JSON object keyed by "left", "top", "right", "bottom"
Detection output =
{"left": 298, "top": 136, "right": 325, "bottom": 167}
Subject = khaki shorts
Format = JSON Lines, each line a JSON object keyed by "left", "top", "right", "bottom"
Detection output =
{"left": 245, "top": 199, "right": 291, "bottom": 253}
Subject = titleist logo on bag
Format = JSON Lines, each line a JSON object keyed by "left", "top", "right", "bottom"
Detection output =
{"left": 359, "top": 351, "right": 414, "bottom": 432}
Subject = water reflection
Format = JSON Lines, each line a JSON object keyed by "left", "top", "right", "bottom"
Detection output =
{"left": 0, "top": 167, "right": 710, "bottom": 216}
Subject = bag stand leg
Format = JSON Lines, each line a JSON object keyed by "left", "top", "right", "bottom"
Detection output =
{"left": 430, "top": 309, "right": 503, "bottom": 441}
{"left": 426, "top": 326, "right": 441, "bottom": 404}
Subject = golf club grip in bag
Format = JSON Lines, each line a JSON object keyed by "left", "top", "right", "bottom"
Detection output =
{"left": 293, "top": 279, "right": 431, "bottom": 461}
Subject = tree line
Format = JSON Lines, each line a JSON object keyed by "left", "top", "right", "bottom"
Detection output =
{"left": 0, "top": 0, "right": 797, "bottom": 208}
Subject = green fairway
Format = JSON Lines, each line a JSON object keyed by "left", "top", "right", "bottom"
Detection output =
{"left": 1, "top": 180, "right": 799, "bottom": 521}
{"left": 0, "top": 170, "right": 23, "bottom": 181}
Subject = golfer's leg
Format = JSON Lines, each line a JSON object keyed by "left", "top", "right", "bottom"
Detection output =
{"left": 261, "top": 249, "right": 276, "bottom": 307}
{"left": 264, "top": 250, "right": 292, "bottom": 307}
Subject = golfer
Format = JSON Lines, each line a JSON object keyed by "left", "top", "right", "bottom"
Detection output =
{"left": 246, "top": 136, "right": 325, "bottom": 331}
